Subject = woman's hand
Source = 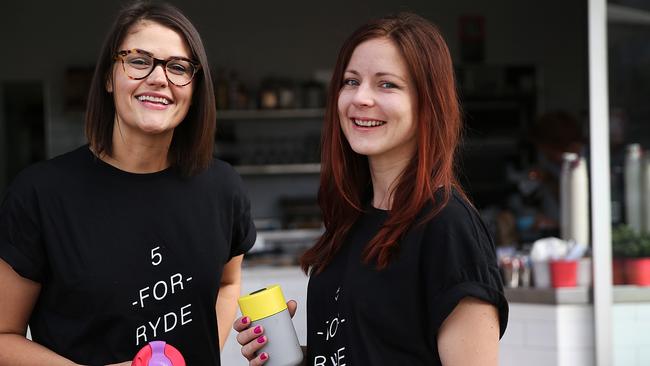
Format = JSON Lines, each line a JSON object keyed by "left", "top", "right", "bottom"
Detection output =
{"left": 232, "top": 300, "right": 297, "bottom": 365}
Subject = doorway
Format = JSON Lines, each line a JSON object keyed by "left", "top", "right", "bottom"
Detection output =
{"left": 0, "top": 81, "right": 46, "bottom": 193}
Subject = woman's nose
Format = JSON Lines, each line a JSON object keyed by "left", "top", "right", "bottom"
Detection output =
{"left": 146, "top": 64, "right": 169, "bottom": 87}
{"left": 351, "top": 84, "right": 374, "bottom": 107}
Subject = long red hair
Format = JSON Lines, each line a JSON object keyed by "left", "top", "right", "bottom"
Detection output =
{"left": 301, "top": 13, "right": 466, "bottom": 273}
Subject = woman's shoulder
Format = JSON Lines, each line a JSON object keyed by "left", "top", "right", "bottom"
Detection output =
{"left": 7, "top": 146, "right": 89, "bottom": 193}
{"left": 208, "top": 156, "right": 236, "bottom": 172}
{"left": 205, "top": 157, "right": 241, "bottom": 180}
{"left": 420, "top": 188, "right": 494, "bottom": 254}
{"left": 423, "top": 189, "right": 479, "bottom": 229}
{"left": 199, "top": 157, "right": 247, "bottom": 193}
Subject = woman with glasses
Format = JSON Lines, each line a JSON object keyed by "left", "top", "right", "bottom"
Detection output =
{"left": 0, "top": 1, "right": 254, "bottom": 365}
{"left": 234, "top": 13, "right": 508, "bottom": 366}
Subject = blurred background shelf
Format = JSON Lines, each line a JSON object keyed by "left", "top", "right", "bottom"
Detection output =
{"left": 235, "top": 163, "right": 321, "bottom": 175}
{"left": 217, "top": 108, "right": 324, "bottom": 120}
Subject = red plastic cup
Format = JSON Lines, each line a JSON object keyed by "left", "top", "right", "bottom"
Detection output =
{"left": 626, "top": 258, "right": 650, "bottom": 286}
{"left": 550, "top": 260, "right": 578, "bottom": 288}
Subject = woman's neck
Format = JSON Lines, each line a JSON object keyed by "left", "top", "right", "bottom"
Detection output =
{"left": 100, "top": 122, "right": 174, "bottom": 174}
{"left": 368, "top": 155, "right": 411, "bottom": 210}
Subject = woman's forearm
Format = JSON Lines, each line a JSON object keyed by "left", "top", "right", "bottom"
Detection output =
{"left": 0, "top": 333, "right": 79, "bottom": 366}
{"left": 216, "top": 281, "right": 241, "bottom": 349}
{"left": 215, "top": 254, "right": 245, "bottom": 350}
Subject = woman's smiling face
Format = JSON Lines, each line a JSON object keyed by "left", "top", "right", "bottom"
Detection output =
{"left": 337, "top": 37, "right": 417, "bottom": 163}
{"left": 108, "top": 20, "right": 194, "bottom": 140}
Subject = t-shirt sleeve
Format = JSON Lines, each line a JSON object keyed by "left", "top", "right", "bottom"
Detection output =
{"left": 422, "top": 197, "right": 508, "bottom": 339}
{"left": 0, "top": 183, "right": 46, "bottom": 282}
{"left": 228, "top": 175, "right": 256, "bottom": 259}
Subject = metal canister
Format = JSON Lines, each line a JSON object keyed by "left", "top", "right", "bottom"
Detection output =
{"left": 560, "top": 152, "right": 590, "bottom": 246}
{"left": 624, "top": 143, "right": 643, "bottom": 232}
{"left": 641, "top": 153, "right": 650, "bottom": 234}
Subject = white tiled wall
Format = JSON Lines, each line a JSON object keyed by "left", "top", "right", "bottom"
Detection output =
{"left": 500, "top": 304, "right": 595, "bottom": 366}
{"left": 613, "top": 303, "right": 650, "bottom": 366}
{"left": 502, "top": 302, "right": 650, "bottom": 366}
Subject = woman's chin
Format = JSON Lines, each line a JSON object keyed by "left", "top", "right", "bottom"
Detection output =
{"left": 137, "top": 122, "right": 175, "bottom": 135}
{"left": 348, "top": 143, "right": 379, "bottom": 157}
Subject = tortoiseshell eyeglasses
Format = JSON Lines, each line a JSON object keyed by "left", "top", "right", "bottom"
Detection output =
{"left": 114, "top": 48, "right": 201, "bottom": 86}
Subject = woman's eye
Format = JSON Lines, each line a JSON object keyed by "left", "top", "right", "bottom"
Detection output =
{"left": 380, "top": 81, "right": 397, "bottom": 89}
{"left": 343, "top": 79, "right": 359, "bottom": 87}
{"left": 127, "top": 58, "right": 151, "bottom": 68}
{"left": 167, "top": 62, "right": 189, "bottom": 75}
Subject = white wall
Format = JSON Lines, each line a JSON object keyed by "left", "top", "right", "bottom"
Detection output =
{"left": 0, "top": 0, "right": 588, "bottom": 157}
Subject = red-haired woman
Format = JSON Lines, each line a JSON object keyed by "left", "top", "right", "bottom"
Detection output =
{"left": 235, "top": 13, "right": 508, "bottom": 366}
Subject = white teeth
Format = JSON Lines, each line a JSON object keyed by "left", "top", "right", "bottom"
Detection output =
{"left": 137, "top": 95, "right": 170, "bottom": 105}
{"left": 353, "top": 119, "right": 385, "bottom": 127}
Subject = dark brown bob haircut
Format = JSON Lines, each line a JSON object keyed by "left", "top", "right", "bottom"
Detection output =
{"left": 85, "top": 0, "right": 216, "bottom": 177}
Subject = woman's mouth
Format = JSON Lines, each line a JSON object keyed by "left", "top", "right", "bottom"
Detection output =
{"left": 136, "top": 95, "right": 171, "bottom": 105}
{"left": 353, "top": 118, "right": 386, "bottom": 127}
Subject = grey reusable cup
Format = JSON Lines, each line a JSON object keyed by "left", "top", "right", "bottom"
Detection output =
{"left": 238, "top": 285, "right": 303, "bottom": 366}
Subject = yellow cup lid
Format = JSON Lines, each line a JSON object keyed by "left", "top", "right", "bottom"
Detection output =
{"left": 238, "top": 285, "right": 288, "bottom": 321}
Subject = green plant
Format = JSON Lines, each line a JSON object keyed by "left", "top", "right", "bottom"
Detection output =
{"left": 612, "top": 225, "right": 645, "bottom": 258}
{"left": 638, "top": 232, "right": 650, "bottom": 258}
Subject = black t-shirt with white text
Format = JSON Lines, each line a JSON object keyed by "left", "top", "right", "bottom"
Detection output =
{"left": 307, "top": 192, "right": 508, "bottom": 365}
{"left": 0, "top": 146, "right": 255, "bottom": 365}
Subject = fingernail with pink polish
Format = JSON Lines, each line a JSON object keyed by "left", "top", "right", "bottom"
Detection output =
{"left": 254, "top": 325, "right": 262, "bottom": 334}
{"left": 241, "top": 317, "right": 249, "bottom": 325}
{"left": 260, "top": 352, "right": 268, "bottom": 360}
{"left": 257, "top": 336, "right": 266, "bottom": 344}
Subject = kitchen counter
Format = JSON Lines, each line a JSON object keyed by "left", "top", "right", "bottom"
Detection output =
{"left": 504, "top": 285, "right": 650, "bottom": 304}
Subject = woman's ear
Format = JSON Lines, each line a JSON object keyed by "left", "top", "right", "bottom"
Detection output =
{"left": 105, "top": 77, "right": 113, "bottom": 93}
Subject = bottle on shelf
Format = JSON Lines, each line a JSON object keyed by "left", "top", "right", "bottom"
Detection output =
{"left": 259, "top": 77, "right": 279, "bottom": 109}
{"left": 301, "top": 79, "right": 325, "bottom": 109}
{"left": 624, "top": 143, "right": 643, "bottom": 233}
{"left": 641, "top": 154, "right": 650, "bottom": 233}
{"left": 227, "top": 71, "right": 249, "bottom": 110}
{"left": 277, "top": 78, "right": 297, "bottom": 109}
{"left": 559, "top": 152, "right": 590, "bottom": 246}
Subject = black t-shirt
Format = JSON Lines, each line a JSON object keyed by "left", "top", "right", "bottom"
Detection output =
{"left": 0, "top": 146, "right": 256, "bottom": 365}
{"left": 307, "top": 192, "right": 508, "bottom": 365}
